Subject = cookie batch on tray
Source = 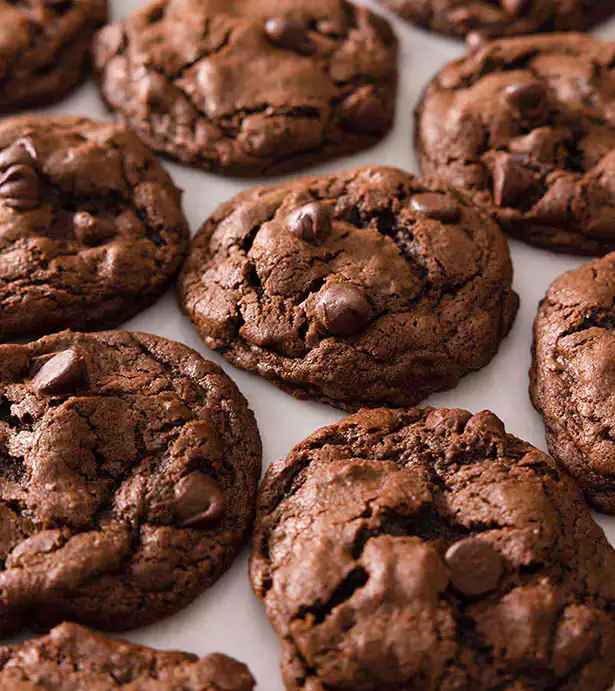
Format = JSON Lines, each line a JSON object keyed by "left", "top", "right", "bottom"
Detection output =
{"left": 0, "top": 0, "right": 615, "bottom": 689}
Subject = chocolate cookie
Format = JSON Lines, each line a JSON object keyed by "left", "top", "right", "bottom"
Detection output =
{"left": 416, "top": 33, "right": 615, "bottom": 256}
{"left": 0, "top": 623, "right": 255, "bottom": 690}
{"left": 0, "top": 0, "right": 108, "bottom": 112}
{"left": 0, "top": 330, "right": 262, "bottom": 635}
{"left": 251, "top": 407, "right": 615, "bottom": 691}
{"left": 178, "top": 166, "right": 518, "bottom": 411}
{"left": 92, "top": 0, "right": 398, "bottom": 177}
{"left": 531, "top": 252, "right": 615, "bottom": 514}
{"left": 0, "top": 116, "right": 189, "bottom": 339}
{"left": 377, "top": 0, "right": 615, "bottom": 40}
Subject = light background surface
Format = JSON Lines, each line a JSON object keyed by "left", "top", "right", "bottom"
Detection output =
{"left": 27, "top": 0, "right": 615, "bottom": 686}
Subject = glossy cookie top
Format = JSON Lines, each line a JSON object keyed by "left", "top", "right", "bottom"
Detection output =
{"left": 0, "top": 0, "right": 108, "bottom": 111}
{"left": 0, "top": 330, "right": 261, "bottom": 635}
{"left": 93, "top": 0, "right": 398, "bottom": 176}
{"left": 417, "top": 33, "right": 615, "bottom": 255}
{"left": 0, "top": 116, "right": 189, "bottom": 339}
{"left": 179, "top": 166, "right": 518, "bottom": 411}
{"left": 0, "top": 623, "right": 255, "bottom": 690}
{"left": 251, "top": 407, "right": 615, "bottom": 691}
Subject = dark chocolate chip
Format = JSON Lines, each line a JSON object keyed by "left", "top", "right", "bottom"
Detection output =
{"left": 500, "top": 0, "right": 529, "bottom": 16}
{"left": 339, "top": 86, "right": 387, "bottom": 133}
{"left": 445, "top": 538, "right": 503, "bottom": 598}
{"left": 31, "top": 349, "right": 87, "bottom": 395}
{"left": 466, "top": 31, "right": 488, "bottom": 54}
{"left": 493, "top": 153, "right": 535, "bottom": 207}
{"left": 411, "top": 193, "right": 460, "bottom": 222}
{"left": 0, "top": 164, "right": 42, "bottom": 211}
{"left": 0, "top": 139, "right": 37, "bottom": 170}
{"left": 318, "top": 284, "right": 371, "bottom": 337}
{"left": 73, "top": 212, "right": 117, "bottom": 247}
{"left": 174, "top": 472, "right": 226, "bottom": 529}
{"left": 264, "top": 17, "right": 314, "bottom": 55}
{"left": 504, "top": 83, "right": 547, "bottom": 119}
{"left": 288, "top": 203, "right": 331, "bottom": 243}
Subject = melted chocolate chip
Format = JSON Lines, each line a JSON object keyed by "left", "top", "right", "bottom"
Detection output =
{"left": 318, "top": 283, "right": 371, "bottom": 337}
{"left": 411, "top": 193, "right": 460, "bottom": 222}
{"left": 0, "top": 164, "right": 42, "bottom": 211}
{"left": 466, "top": 31, "right": 488, "bottom": 54}
{"left": 504, "top": 83, "right": 547, "bottom": 119}
{"left": 0, "top": 139, "right": 37, "bottom": 170}
{"left": 73, "top": 212, "right": 117, "bottom": 247}
{"left": 339, "top": 86, "right": 388, "bottom": 133}
{"left": 500, "top": 0, "right": 529, "bottom": 16}
{"left": 174, "top": 472, "right": 226, "bottom": 529}
{"left": 288, "top": 203, "right": 331, "bottom": 243}
{"left": 493, "top": 153, "right": 535, "bottom": 207}
{"left": 264, "top": 17, "right": 314, "bottom": 55}
{"left": 445, "top": 538, "right": 503, "bottom": 598}
{"left": 31, "top": 349, "right": 88, "bottom": 395}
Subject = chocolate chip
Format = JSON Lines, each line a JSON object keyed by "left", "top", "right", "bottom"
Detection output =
{"left": 73, "top": 212, "right": 117, "bottom": 247}
{"left": 466, "top": 31, "right": 488, "bottom": 54}
{"left": 264, "top": 17, "right": 314, "bottom": 55}
{"left": 0, "top": 139, "right": 37, "bottom": 170}
{"left": 339, "top": 86, "right": 387, "bottom": 133}
{"left": 174, "top": 472, "right": 226, "bottom": 529}
{"left": 500, "top": 0, "right": 529, "bottom": 16}
{"left": 504, "top": 83, "right": 547, "bottom": 119}
{"left": 0, "top": 164, "right": 42, "bottom": 211}
{"left": 493, "top": 153, "right": 535, "bottom": 207}
{"left": 318, "top": 284, "right": 371, "bottom": 337}
{"left": 445, "top": 538, "right": 503, "bottom": 598}
{"left": 288, "top": 203, "right": 331, "bottom": 243}
{"left": 31, "top": 349, "right": 87, "bottom": 395}
{"left": 411, "top": 193, "right": 460, "bottom": 222}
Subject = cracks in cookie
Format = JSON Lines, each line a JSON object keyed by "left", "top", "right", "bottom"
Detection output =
{"left": 294, "top": 566, "right": 369, "bottom": 625}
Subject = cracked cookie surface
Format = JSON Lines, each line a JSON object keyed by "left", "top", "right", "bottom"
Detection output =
{"left": 531, "top": 253, "right": 615, "bottom": 514}
{"left": 0, "top": 622, "right": 255, "bottom": 690}
{"left": 251, "top": 407, "right": 615, "bottom": 691}
{"left": 0, "top": 0, "right": 108, "bottom": 112}
{"left": 178, "top": 166, "right": 518, "bottom": 411}
{"left": 92, "top": 0, "right": 398, "bottom": 177}
{"left": 0, "top": 330, "right": 262, "bottom": 636}
{"left": 377, "top": 0, "right": 615, "bottom": 40}
{"left": 0, "top": 116, "right": 189, "bottom": 339}
{"left": 416, "top": 33, "right": 615, "bottom": 255}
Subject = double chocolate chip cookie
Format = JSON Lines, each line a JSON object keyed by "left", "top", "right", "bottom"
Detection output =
{"left": 251, "top": 407, "right": 615, "bottom": 691}
{"left": 417, "top": 34, "right": 615, "bottom": 255}
{"left": 179, "top": 166, "right": 518, "bottom": 411}
{"left": 531, "top": 252, "right": 615, "bottom": 515}
{"left": 378, "top": 0, "right": 615, "bottom": 40}
{"left": 0, "top": 0, "right": 108, "bottom": 112}
{"left": 93, "top": 0, "right": 398, "bottom": 176}
{"left": 0, "top": 330, "right": 261, "bottom": 636}
{"left": 0, "top": 623, "right": 255, "bottom": 690}
{"left": 0, "top": 116, "right": 189, "bottom": 339}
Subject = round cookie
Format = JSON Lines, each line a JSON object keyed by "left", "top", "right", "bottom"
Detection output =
{"left": 377, "top": 0, "right": 615, "bottom": 40}
{"left": 0, "top": 0, "right": 108, "bottom": 112}
{"left": 531, "top": 252, "right": 615, "bottom": 514}
{"left": 0, "top": 623, "right": 255, "bottom": 690}
{"left": 92, "top": 0, "right": 398, "bottom": 177}
{"left": 178, "top": 166, "right": 519, "bottom": 411}
{"left": 416, "top": 33, "right": 615, "bottom": 256}
{"left": 251, "top": 407, "right": 615, "bottom": 691}
{"left": 0, "top": 116, "right": 189, "bottom": 339}
{"left": 0, "top": 330, "right": 262, "bottom": 635}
